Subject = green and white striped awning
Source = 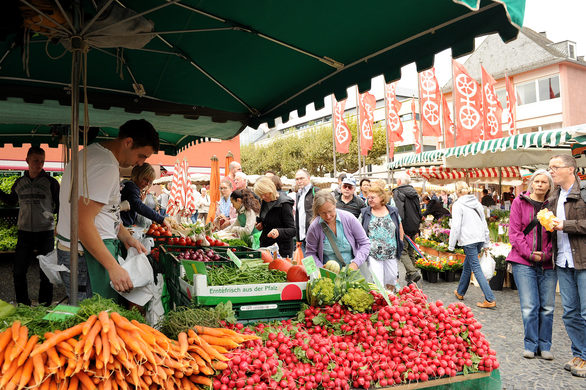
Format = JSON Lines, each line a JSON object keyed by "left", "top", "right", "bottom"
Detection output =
{"left": 389, "top": 150, "right": 445, "bottom": 169}
{"left": 389, "top": 124, "right": 586, "bottom": 170}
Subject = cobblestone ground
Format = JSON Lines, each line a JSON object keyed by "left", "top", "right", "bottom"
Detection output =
{"left": 415, "top": 275, "right": 585, "bottom": 390}
{"left": 1, "top": 258, "right": 585, "bottom": 389}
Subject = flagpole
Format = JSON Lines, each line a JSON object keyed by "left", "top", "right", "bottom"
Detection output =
{"left": 331, "top": 95, "right": 337, "bottom": 178}
{"left": 384, "top": 84, "right": 391, "bottom": 184}
{"left": 417, "top": 74, "right": 424, "bottom": 153}
{"left": 356, "top": 86, "right": 362, "bottom": 179}
{"left": 440, "top": 92, "right": 446, "bottom": 149}
{"left": 451, "top": 61, "right": 457, "bottom": 147}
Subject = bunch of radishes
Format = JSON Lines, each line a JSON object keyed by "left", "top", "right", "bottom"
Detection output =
{"left": 213, "top": 284, "right": 498, "bottom": 390}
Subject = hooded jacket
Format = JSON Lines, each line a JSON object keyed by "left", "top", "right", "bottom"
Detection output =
{"left": 506, "top": 191, "right": 553, "bottom": 268}
{"left": 448, "top": 194, "right": 490, "bottom": 250}
{"left": 423, "top": 198, "right": 451, "bottom": 220}
{"left": 258, "top": 193, "right": 296, "bottom": 257}
{"left": 393, "top": 184, "right": 422, "bottom": 236}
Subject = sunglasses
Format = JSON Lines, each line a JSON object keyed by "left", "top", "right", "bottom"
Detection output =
{"left": 342, "top": 184, "right": 354, "bottom": 189}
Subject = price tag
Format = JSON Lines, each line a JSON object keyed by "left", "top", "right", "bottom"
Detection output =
{"left": 226, "top": 250, "right": 242, "bottom": 268}
{"left": 371, "top": 273, "right": 392, "bottom": 306}
{"left": 302, "top": 256, "right": 319, "bottom": 279}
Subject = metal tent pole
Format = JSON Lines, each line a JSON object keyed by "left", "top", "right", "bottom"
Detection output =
{"left": 331, "top": 95, "right": 337, "bottom": 178}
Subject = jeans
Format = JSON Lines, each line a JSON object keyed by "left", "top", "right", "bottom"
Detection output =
{"left": 399, "top": 236, "right": 419, "bottom": 277}
{"left": 456, "top": 242, "right": 496, "bottom": 302}
{"left": 190, "top": 211, "right": 199, "bottom": 224}
{"left": 57, "top": 249, "right": 92, "bottom": 303}
{"left": 511, "top": 263, "right": 557, "bottom": 353}
{"left": 556, "top": 266, "right": 586, "bottom": 359}
{"left": 14, "top": 230, "right": 54, "bottom": 305}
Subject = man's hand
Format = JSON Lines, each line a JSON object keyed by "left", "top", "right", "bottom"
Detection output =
{"left": 267, "top": 229, "right": 279, "bottom": 239}
{"left": 108, "top": 265, "right": 133, "bottom": 292}
{"left": 553, "top": 218, "right": 564, "bottom": 231}
{"left": 162, "top": 217, "right": 172, "bottom": 230}
{"left": 123, "top": 236, "right": 147, "bottom": 254}
{"left": 348, "top": 262, "right": 359, "bottom": 271}
{"left": 255, "top": 222, "right": 263, "bottom": 231}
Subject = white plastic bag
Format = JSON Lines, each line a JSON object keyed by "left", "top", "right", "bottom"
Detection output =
{"left": 38, "top": 250, "right": 69, "bottom": 285}
{"left": 111, "top": 247, "right": 154, "bottom": 305}
{"left": 145, "top": 274, "right": 165, "bottom": 327}
{"left": 479, "top": 251, "right": 495, "bottom": 281}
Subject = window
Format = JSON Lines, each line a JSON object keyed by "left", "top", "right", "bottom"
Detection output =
{"left": 516, "top": 75, "right": 560, "bottom": 106}
{"left": 569, "top": 43, "right": 575, "bottom": 59}
{"left": 400, "top": 113, "right": 420, "bottom": 121}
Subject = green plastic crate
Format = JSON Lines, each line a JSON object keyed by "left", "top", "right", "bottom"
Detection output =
{"left": 232, "top": 300, "right": 304, "bottom": 320}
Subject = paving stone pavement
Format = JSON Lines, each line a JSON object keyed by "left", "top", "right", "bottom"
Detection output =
{"left": 415, "top": 276, "right": 585, "bottom": 390}
{"left": 1, "top": 257, "right": 585, "bottom": 389}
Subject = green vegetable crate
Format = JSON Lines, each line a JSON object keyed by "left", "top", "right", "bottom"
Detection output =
{"left": 199, "top": 245, "right": 261, "bottom": 259}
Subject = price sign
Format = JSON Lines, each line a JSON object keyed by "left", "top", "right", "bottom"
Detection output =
{"left": 302, "top": 256, "right": 319, "bottom": 279}
{"left": 226, "top": 250, "right": 242, "bottom": 268}
{"left": 371, "top": 273, "right": 392, "bottom": 306}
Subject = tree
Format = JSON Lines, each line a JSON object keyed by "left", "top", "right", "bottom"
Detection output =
{"left": 242, "top": 116, "right": 389, "bottom": 177}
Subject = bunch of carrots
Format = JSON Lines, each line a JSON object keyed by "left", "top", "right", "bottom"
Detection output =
{"left": 0, "top": 311, "right": 257, "bottom": 389}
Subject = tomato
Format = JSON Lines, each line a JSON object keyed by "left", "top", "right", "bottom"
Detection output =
{"left": 231, "top": 248, "right": 237, "bottom": 252}
{"left": 147, "top": 228, "right": 155, "bottom": 235}
{"left": 178, "top": 238, "right": 186, "bottom": 246}
{"left": 196, "top": 239, "right": 203, "bottom": 246}
{"left": 153, "top": 230, "right": 160, "bottom": 237}
{"left": 164, "top": 230, "right": 172, "bottom": 237}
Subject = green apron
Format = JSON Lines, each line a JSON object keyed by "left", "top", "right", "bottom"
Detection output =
{"left": 84, "top": 239, "right": 122, "bottom": 301}
{"left": 237, "top": 212, "right": 261, "bottom": 249}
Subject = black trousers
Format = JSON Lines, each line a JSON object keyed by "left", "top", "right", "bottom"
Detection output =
{"left": 14, "top": 230, "right": 54, "bottom": 305}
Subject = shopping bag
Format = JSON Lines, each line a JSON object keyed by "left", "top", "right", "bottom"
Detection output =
{"left": 479, "top": 251, "right": 495, "bottom": 281}
{"left": 145, "top": 274, "right": 165, "bottom": 327}
{"left": 112, "top": 247, "right": 155, "bottom": 305}
{"left": 38, "top": 250, "right": 69, "bottom": 285}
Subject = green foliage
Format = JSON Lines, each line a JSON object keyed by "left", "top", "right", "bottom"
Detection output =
{"left": 158, "top": 302, "right": 237, "bottom": 338}
{"left": 0, "top": 222, "right": 18, "bottom": 251}
{"left": 242, "top": 117, "right": 389, "bottom": 177}
{"left": 0, "top": 175, "right": 18, "bottom": 195}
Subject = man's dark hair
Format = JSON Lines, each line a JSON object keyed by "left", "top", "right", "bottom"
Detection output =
{"left": 338, "top": 173, "right": 347, "bottom": 181}
{"left": 482, "top": 189, "right": 489, "bottom": 195}
{"left": 360, "top": 178, "right": 371, "bottom": 186}
{"left": 269, "top": 174, "right": 283, "bottom": 191}
{"left": 27, "top": 146, "right": 45, "bottom": 157}
{"left": 118, "top": 119, "right": 159, "bottom": 153}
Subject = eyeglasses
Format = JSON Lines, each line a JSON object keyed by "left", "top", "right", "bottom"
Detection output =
{"left": 547, "top": 166, "right": 569, "bottom": 172}
{"left": 342, "top": 184, "right": 354, "bottom": 189}
{"left": 219, "top": 186, "right": 229, "bottom": 190}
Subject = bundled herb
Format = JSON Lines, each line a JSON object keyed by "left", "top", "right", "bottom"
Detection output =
{"left": 0, "top": 304, "right": 63, "bottom": 338}
{"left": 158, "top": 302, "right": 237, "bottom": 338}
{"left": 225, "top": 238, "right": 248, "bottom": 247}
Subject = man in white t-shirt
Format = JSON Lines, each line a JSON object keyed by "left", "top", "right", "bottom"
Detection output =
{"left": 57, "top": 119, "right": 159, "bottom": 302}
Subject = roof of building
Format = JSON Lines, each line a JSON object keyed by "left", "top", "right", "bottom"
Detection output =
{"left": 442, "top": 27, "right": 586, "bottom": 91}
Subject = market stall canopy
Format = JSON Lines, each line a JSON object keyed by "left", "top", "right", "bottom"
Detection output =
{"left": 0, "top": 0, "right": 524, "bottom": 145}
{"left": 390, "top": 125, "right": 586, "bottom": 170}
{"left": 406, "top": 166, "right": 522, "bottom": 185}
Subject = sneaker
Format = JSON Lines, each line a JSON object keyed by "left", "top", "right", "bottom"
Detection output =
{"left": 571, "top": 358, "right": 586, "bottom": 377}
{"left": 454, "top": 290, "right": 464, "bottom": 300}
{"left": 564, "top": 357, "right": 581, "bottom": 371}
{"left": 539, "top": 351, "right": 554, "bottom": 360}
{"left": 476, "top": 300, "right": 496, "bottom": 309}
{"left": 523, "top": 350, "right": 535, "bottom": 359}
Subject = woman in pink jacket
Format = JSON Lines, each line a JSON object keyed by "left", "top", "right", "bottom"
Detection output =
{"left": 507, "top": 169, "right": 556, "bottom": 361}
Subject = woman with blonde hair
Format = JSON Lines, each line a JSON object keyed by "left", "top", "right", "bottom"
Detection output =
{"left": 449, "top": 181, "right": 495, "bottom": 308}
{"left": 359, "top": 183, "right": 403, "bottom": 290}
{"left": 254, "top": 176, "right": 295, "bottom": 257}
{"left": 121, "top": 163, "right": 171, "bottom": 229}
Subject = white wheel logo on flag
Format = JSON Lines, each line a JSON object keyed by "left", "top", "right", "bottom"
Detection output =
{"left": 456, "top": 74, "right": 480, "bottom": 129}
{"left": 388, "top": 111, "right": 401, "bottom": 131}
{"left": 335, "top": 103, "right": 349, "bottom": 144}
{"left": 484, "top": 83, "right": 498, "bottom": 105}
{"left": 486, "top": 112, "right": 499, "bottom": 136}
{"left": 360, "top": 95, "right": 374, "bottom": 140}
{"left": 422, "top": 101, "right": 440, "bottom": 125}
{"left": 420, "top": 71, "right": 440, "bottom": 125}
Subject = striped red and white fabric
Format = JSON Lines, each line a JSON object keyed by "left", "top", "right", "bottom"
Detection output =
{"left": 406, "top": 166, "right": 520, "bottom": 181}
{"left": 167, "top": 159, "right": 185, "bottom": 216}
{"left": 183, "top": 160, "right": 197, "bottom": 215}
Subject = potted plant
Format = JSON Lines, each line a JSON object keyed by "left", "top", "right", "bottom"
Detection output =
{"left": 415, "top": 256, "right": 443, "bottom": 283}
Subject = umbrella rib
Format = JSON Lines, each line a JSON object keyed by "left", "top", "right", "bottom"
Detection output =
{"left": 18, "top": 0, "right": 72, "bottom": 35}
{"left": 155, "top": 34, "right": 259, "bottom": 116}
{"left": 80, "top": 0, "right": 116, "bottom": 35}
{"left": 53, "top": 0, "right": 75, "bottom": 32}
{"left": 0, "top": 42, "right": 17, "bottom": 68}
{"left": 261, "top": 2, "right": 502, "bottom": 118}
{"left": 87, "top": 0, "right": 181, "bottom": 36}
{"left": 89, "top": 27, "right": 236, "bottom": 38}
{"left": 171, "top": 1, "right": 343, "bottom": 69}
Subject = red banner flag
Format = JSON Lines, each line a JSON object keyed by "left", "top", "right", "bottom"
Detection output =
{"left": 418, "top": 68, "right": 442, "bottom": 137}
{"left": 506, "top": 75, "right": 517, "bottom": 135}
{"left": 442, "top": 95, "right": 455, "bottom": 148}
{"left": 385, "top": 82, "right": 403, "bottom": 142}
{"left": 359, "top": 92, "right": 376, "bottom": 156}
{"left": 333, "top": 97, "right": 351, "bottom": 154}
{"left": 411, "top": 99, "right": 422, "bottom": 154}
{"left": 481, "top": 65, "right": 503, "bottom": 140}
{"left": 453, "top": 60, "right": 482, "bottom": 145}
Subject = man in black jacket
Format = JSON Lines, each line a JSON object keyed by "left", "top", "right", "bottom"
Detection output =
{"left": 0, "top": 147, "right": 59, "bottom": 305}
{"left": 294, "top": 169, "right": 319, "bottom": 253}
{"left": 393, "top": 172, "right": 422, "bottom": 285}
{"left": 335, "top": 177, "right": 366, "bottom": 218}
